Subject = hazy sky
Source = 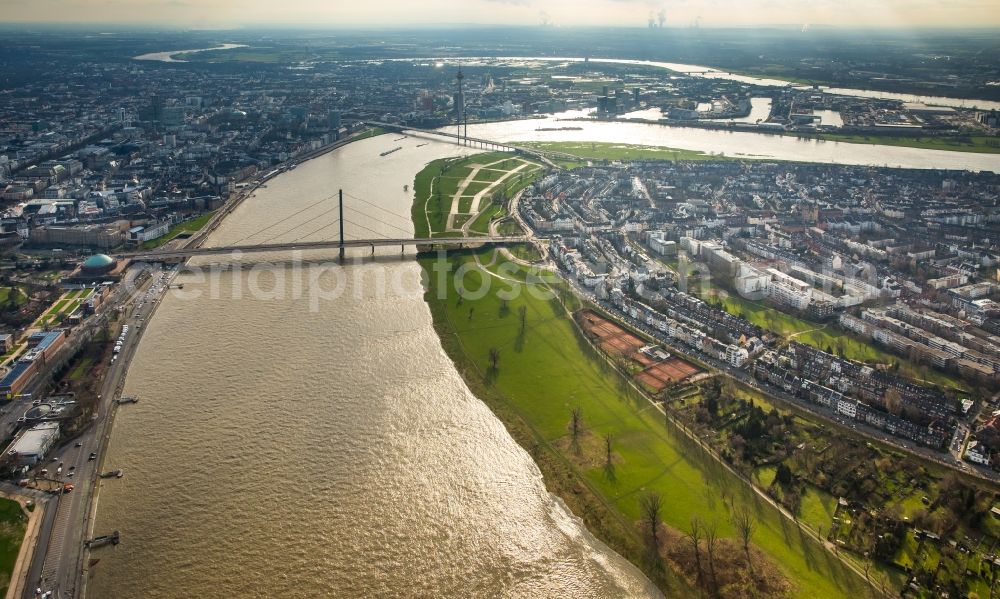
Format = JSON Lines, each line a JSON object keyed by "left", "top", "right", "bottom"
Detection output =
{"left": 2, "top": 0, "right": 999, "bottom": 28}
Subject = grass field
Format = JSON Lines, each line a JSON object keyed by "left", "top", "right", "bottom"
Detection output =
{"left": 421, "top": 249, "right": 873, "bottom": 597}
{"left": 0, "top": 287, "right": 26, "bottom": 307}
{"left": 63, "top": 299, "right": 82, "bottom": 316}
{"left": 409, "top": 149, "right": 890, "bottom": 595}
{"left": 0, "top": 498, "right": 26, "bottom": 595}
{"left": 471, "top": 168, "right": 509, "bottom": 183}
{"left": 69, "top": 356, "right": 94, "bottom": 381}
{"left": 141, "top": 212, "right": 217, "bottom": 250}
{"left": 38, "top": 299, "right": 68, "bottom": 326}
{"left": 468, "top": 204, "right": 506, "bottom": 236}
{"left": 798, "top": 486, "right": 838, "bottom": 534}
{"left": 803, "top": 133, "right": 1000, "bottom": 154}
{"left": 516, "top": 141, "right": 734, "bottom": 162}
{"left": 411, "top": 152, "right": 540, "bottom": 238}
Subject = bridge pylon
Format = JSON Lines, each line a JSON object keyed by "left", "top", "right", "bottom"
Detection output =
{"left": 338, "top": 189, "right": 345, "bottom": 262}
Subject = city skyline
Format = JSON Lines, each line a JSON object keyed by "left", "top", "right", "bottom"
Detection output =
{"left": 1, "top": 0, "right": 999, "bottom": 28}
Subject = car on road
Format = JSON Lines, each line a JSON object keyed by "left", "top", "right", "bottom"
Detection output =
{"left": 75, "top": 442, "right": 83, "bottom": 447}
{"left": 89, "top": 452, "right": 97, "bottom": 461}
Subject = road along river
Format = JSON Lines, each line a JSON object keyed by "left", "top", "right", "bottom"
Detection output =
{"left": 86, "top": 134, "right": 662, "bottom": 598}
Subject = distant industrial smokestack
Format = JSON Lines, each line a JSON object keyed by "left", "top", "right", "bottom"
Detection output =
{"left": 657, "top": 9, "right": 666, "bottom": 28}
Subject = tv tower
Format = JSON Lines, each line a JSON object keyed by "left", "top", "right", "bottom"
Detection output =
{"left": 455, "top": 64, "right": 466, "bottom": 145}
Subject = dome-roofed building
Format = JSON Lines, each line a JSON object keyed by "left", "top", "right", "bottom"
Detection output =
{"left": 81, "top": 253, "right": 117, "bottom": 275}
{"left": 67, "top": 253, "right": 127, "bottom": 283}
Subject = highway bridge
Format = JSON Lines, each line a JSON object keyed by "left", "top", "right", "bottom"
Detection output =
{"left": 120, "top": 127, "right": 560, "bottom": 265}
{"left": 123, "top": 235, "right": 532, "bottom": 261}
{"left": 365, "top": 121, "right": 579, "bottom": 165}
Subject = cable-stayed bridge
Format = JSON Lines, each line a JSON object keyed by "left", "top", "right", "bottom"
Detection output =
{"left": 120, "top": 189, "right": 535, "bottom": 262}
{"left": 364, "top": 121, "right": 579, "bottom": 164}
{"left": 127, "top": 235, "right": 529, "bottom": 261}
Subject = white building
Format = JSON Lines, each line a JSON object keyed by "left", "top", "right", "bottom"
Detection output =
{"left": 965, "top": 440, "right": 991, "bottom": 466}
{"left": 735, "top": 264, "right": 771, "bottom": 298}
{"left": 648, "top": 232, "right": 676, "bottom": 256}
{"left": 6, "top": 421, "right": 60, "bottom": 466}
{"left": 128, "top": 221, "right": 171, "bottom": 243}
{"left": 766, "top": 268, "right": 813, "bottom": 310}
{"left": 835, "top": 399, "right": 858, "bottom": 419}
{"left": 726, "top": 345, "right": 749, "bottom": 367}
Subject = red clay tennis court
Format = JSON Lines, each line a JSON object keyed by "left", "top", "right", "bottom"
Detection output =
{"left": 579, "top": 310, "right": 646, "bottom": 357}
{"left": 639, "top": 358, "right": 701, "bottom": 388}
{"left": 578, "top": 309, "right": 701, "bottom": 392}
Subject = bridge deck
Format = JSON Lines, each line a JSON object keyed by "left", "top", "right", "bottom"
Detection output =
{"left": 125, "top": 236, "right": 530, "bottom": 260}
{"left": 367, "top": 121, "right": 579, "bottom": 163}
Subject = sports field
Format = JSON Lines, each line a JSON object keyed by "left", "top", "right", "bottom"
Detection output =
{"left": 579, "top": 309, "right": 701, "bottom": 392}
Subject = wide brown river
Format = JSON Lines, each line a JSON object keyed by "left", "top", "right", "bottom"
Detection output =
{"left": 87, "top": 134, "right": 661, "bottom": 598}
{"left": 89, "top": 118, "right": 998, "bottom": 598}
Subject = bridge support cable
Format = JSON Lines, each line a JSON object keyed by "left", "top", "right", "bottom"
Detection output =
{"left": 289, "top": 218, "right": 342, "bottom": 244}
{"left": 342, "top": 192, "right": 414, "bottom": 227}
{"left": 289, "top": 216, "right": 389, "bottom": 246}
{"left": 342, "top": 206, "right": 414, "bottom": 238}
{"left": 232, "top": 191, "right": 339, "bottom": 245}
{"left": 258, "top": 204, "right": 343, "bottom": 245}
{"left": 340, "top": 217, "right": 396, "bottom": 241}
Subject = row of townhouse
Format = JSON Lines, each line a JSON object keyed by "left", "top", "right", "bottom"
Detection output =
{"left": 609, "top": 290, "right": 749, "bottom": 367}
{"left": 784, "top": 341, "right": 958, "bottom": 418}
{"left": 753, "top": 358, "right": 952, "bottom": 448}
{"left": 853, "top": 307, "right": 1000, "bottom": 375}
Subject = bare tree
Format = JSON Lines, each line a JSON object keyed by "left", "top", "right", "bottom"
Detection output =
{"left": 688, "top": 518, "right": 705, "bottom": 590}
{"left": 569, "top": 407, "right": 583, "bottom": 453}
{"left": 604, "top": 433, "right": 613, "bottom": 468}
{"left": 884, "top": 388, "right": 903, "bottom": 416}
{"left": 603, "top": 432, "right": 616, "bottom": 481}
{"left": 518, "top": 305, "right": 528, "bottom": 335}
{"left": 640, "top": 492, "right": 663, "bottom": 551}
{"left": 705, "top": 520, "right": 720, "bottom": 598}
{"left": 731, "top": 506, "right": 756, "bottom": 573}
{"left": 488, "top": 347, "right": 500, "bottom": 371}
